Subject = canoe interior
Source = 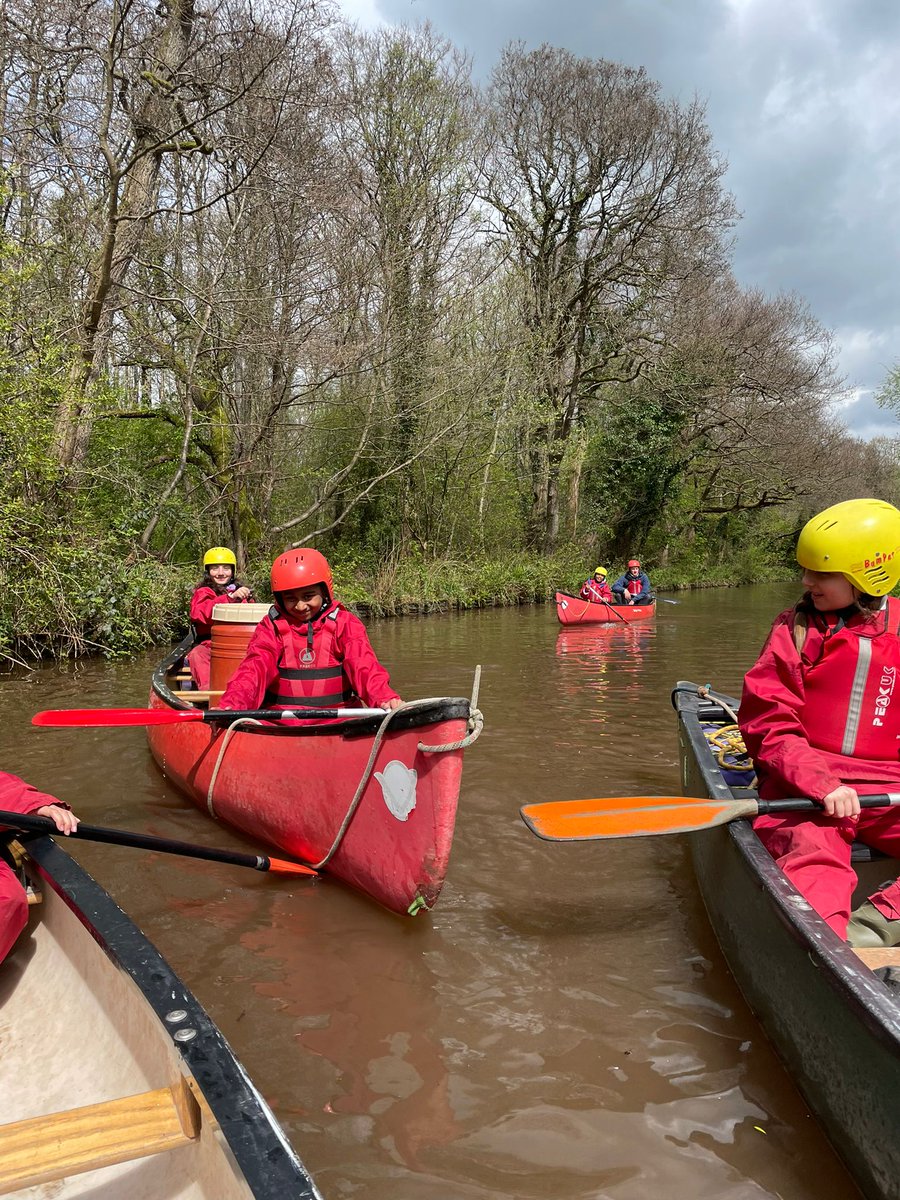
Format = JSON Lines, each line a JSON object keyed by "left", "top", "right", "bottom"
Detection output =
{"left": 0, "top": 838, "right": 319, "bottom": 1200}
{"left": 554, "top": 591, "right": 655, "bottom": 625}
{"left": 147, "top": 638, "right": 473, "bottom": 915}
{"left": 674, "top": 680, "right": 900, "bottom": 1200}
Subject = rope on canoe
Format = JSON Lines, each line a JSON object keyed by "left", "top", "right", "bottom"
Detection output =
{"left": 206, "top": 717, "right": 265, "bottom": 818}
{"left": 203, "top": 666, "right": 484, "bottom": 865}
{"left": 312, "top": 670, "right": 484, "bottom": 869}
{"left": 696, "top": 682, "right": 739, "bottom": 724}
{"left": 417, "top": 664, "right": 483, "bottom": 752}
{"left": 704, "top": 723, "right": 757, "bottom": 786}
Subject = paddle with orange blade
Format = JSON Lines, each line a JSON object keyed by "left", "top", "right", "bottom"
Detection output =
{"left": 32, "top": 706, "right": 388, "bottom": 728}
{"left": 0, "top": 808, "right": 317, "bottom": 876}
{"left": 521, "top": 792, "right": 900, "bottom": 841}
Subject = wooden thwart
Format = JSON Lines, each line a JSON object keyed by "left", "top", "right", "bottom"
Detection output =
{"left": 853, "top": 947, "right": 900, "bottom": 971}
{"left": 0, "top": 1081, "right": 200, "bottom": 1193}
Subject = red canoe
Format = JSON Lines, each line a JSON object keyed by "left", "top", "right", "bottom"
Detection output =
{"left": 555, "top": 590, "right": 656, "bottom": 625}
{"left": 147, "top": 640, "right": 481, "bottom": 916}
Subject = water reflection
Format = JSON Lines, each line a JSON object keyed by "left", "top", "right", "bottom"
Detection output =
{"left": 241, "top": 898, "right": 462, "bottom": 1173}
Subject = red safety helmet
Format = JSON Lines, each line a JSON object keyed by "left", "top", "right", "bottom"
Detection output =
{"left": 270, "top": 548, "right": 334, "bottom": 604}
{"left": 627, "top": 559, "right": 641, "bottom": 569}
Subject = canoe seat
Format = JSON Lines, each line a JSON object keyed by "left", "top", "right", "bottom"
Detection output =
{"left": 853, "top": 947, "right": 900, "bottom": 971}
{"left": 0, "top": 1080, "right": 200, "bottom": 1192}
{"left": 176, "top": 690, "right": 223, "bottom": 704}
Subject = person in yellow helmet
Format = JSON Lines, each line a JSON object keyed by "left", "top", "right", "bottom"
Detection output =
{"left": 579, "top": 565, "right": 614, "bottom": 604}
{"left": 738, "top": 498, "right": 900, "bottom": 946}
{"left": 187, "top": 547, "right": 254, "bottom": 689}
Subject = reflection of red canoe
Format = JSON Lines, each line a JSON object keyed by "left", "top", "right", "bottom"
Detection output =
{"left": 147, "top": 639, "right": 481, "bottom": 916}
{"left": 554, "top": 590, "right": 656, "bottom": 625}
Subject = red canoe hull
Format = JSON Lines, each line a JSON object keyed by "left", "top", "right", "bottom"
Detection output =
{"left": 147, "top": 663, "right": 472, "bottom": 915}
{"left": 555, "top": 591, "right": 656, "bottom": 625}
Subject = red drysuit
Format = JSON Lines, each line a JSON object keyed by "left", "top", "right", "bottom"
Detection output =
{"left": 187, "top": 586, "right": 252, "bottom": 688}
{"left": 0, "top": 772, "right": 62, "bottom": 962}
{"left": 740, "top": 599, "right": 900, "bottom": 937}
{"left": 219, "top": 603, "right": 399, "bottom": 718}
{"left": 580, "top": 578, "right": 614, "bottom": 603}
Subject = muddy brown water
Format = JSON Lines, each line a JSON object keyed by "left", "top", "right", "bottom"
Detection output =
{"left": 2, "top": 584, "right": 863, "bottom": 1198}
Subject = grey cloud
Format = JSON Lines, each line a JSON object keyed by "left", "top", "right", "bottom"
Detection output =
{"left": 362, "top": 0, "right": 900, "bottom": 437}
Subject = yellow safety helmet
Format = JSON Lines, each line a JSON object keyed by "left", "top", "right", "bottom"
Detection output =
{"left": 796, "top": 498, "right": 900, "bottom": 596}
{"left": 203, "top": 546, "right": 237, "bottom": 569}
{"left": 593, "top": 566, "right": 608, "bottom": 578}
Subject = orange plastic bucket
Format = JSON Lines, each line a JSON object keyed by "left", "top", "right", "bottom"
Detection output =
{"left": 209, "top": 603, "right": 270, "bottom": 692}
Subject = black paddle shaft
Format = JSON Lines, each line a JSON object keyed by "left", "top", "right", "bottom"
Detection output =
{"left": 757, "top": 793, "right": 898, "bottom": 814}
{"left": 0, "top": 809, "right": 272, "bottom": 871}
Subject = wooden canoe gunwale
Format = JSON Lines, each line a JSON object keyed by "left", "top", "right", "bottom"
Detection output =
{"left": 3, "top": 836, "right": 319, "bottom": 1199}
{"left": 673, "top": 680, "right": 900, "bottom": 1200}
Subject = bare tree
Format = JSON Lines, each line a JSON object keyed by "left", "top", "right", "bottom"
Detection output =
{"left": 660, "top": 280, "right": 846, "bottom": 532}
{"left": 0, "top": 0, "right": 332, "bottom": 470}
{"left": 481, "top": 42, "right": 736, "bottom": 551}
{"left": 326, "top": 23, "right": 479, "bottom": 545}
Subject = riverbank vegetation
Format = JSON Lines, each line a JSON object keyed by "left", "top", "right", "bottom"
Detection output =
{"left": 1, "top": 4, "right": 897, "bottom": 660}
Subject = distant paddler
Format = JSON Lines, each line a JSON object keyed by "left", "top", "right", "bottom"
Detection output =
{"left": 579, "top": 566, "right": 614, "bottom": 603}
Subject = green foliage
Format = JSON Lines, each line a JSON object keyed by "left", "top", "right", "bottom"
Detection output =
{"left": 580, "top": 391, "right": 686, "bottom": 555}
{"left": 334, "top": 548, "right": 585, "bottom": 616}
{"left": 1, "top": 546, "right": 189, "bottom": 661}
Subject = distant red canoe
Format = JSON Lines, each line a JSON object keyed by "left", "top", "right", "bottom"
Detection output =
{"left": 555, "top": 591, "right": 656, "bottom": 625}
{"left": 147, "top": 639, "right": 482, "bottom": 916}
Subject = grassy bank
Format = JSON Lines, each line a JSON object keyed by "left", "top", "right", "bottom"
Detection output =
{"left": 1, "top": 547, "right": 797, "bottom": 663}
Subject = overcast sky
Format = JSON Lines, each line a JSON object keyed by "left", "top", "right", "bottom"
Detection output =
{"left": 336, "top": 0, "right": 900, "bottom": 441}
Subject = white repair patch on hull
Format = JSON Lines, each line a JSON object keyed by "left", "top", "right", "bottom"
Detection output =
{"left": 375, "top": 760, "right": 418, "bottom": 821}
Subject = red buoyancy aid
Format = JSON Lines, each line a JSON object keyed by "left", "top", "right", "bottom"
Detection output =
{"left": 263, "top": 605, "right": 357, "bottom": 711}
{"left": 626, "top": 577, "right": 643, "bottom": 596}
{"left": 581, "top": 579, "right": 612, "bottom": 603}
{"left": 800, "top": 597, "right": 900, "bottom": 760}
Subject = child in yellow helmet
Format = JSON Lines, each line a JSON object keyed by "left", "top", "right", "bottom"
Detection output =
{"left": 579, "top": 566, "right": 614, "bottom": 604}
{"left": 739, "top": 498, "right": 900, "bottom": 946}
{"left": 187, "top": 547, "right": 254, "bottom": 689}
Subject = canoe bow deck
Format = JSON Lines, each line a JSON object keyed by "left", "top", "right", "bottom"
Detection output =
{"left": 148, "top": 639, "right": 480, "bottom": 916}
{"left": 555, "top": 591, "right": 655, "bottom": 625}
{"left": 0, "top": 836, "right": 319, "bottom": 1199}
{"left": 674, "top": 680, "right": 900, "bottom": 1200}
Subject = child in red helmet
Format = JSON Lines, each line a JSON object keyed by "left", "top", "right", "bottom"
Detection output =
{"left": 218, "top": 548, "right": 402, "bottom": 719}
{"left": 611, "top": 559, "right": 652, "bottom": 606}
{"left": 186, "top": 546, "right": 254, "bottom": 689}
{"left": 0, "top": 771, "right": 79, "bottom": 962}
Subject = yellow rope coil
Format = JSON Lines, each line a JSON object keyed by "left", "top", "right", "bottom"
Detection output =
{"left": 704, "top": 723, "right": 757, "bottom": 785}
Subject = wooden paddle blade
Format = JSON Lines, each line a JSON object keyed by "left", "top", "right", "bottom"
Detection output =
{"left": 520, "top": 795, "right": 760, "bottom": 841}
{"left": 32, "top": 708, "right": 205, "bottom": 727}
{"left": 265, "top": 857, "right": 318, "bottom": 877}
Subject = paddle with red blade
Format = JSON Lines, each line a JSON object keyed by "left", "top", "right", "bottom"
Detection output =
{"left": 32, "top": 706, "right": 389, "bottom": 728}
{"left": 0, "top": 808, "right": 317, "bottom": 876}
{"left": 521, "top": 792, "right": 900, "bottom": 841}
